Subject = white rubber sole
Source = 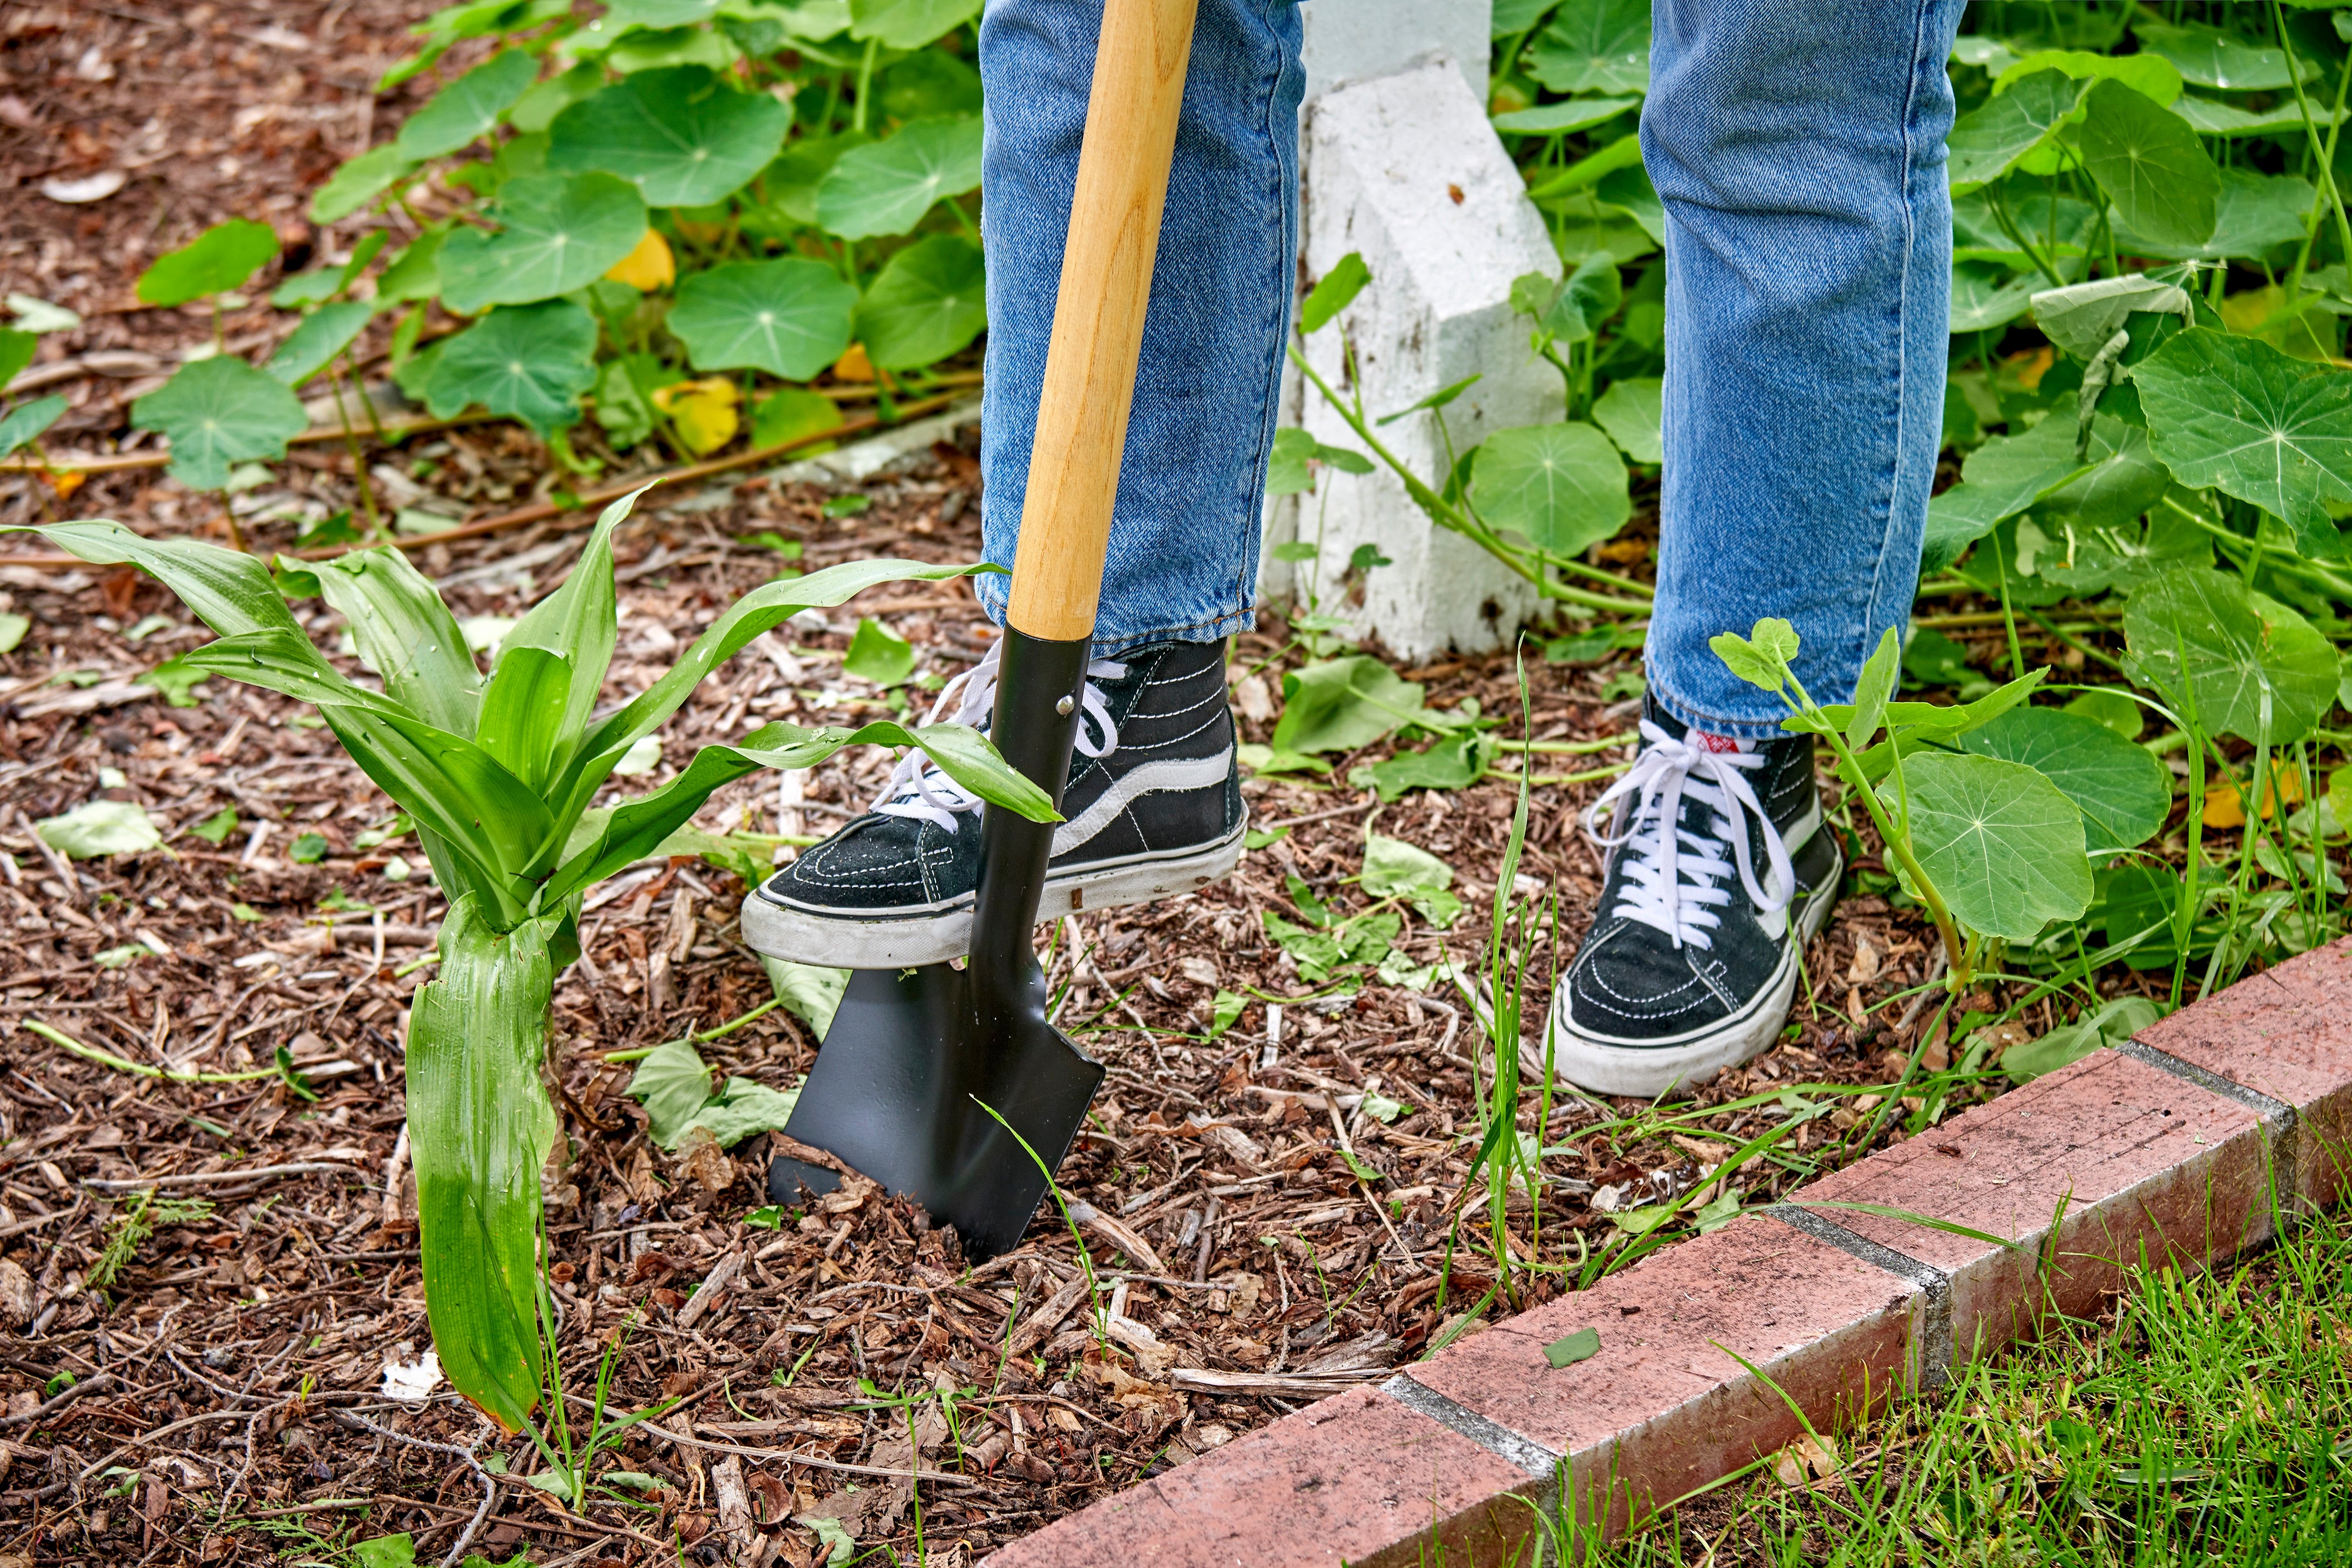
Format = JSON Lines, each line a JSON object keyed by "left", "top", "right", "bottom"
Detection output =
{"left": 741, "top": 818, "right": 1250, "bottom": 968}
{"left": 1545, "top": 845, "right": 1843, "bottom": 1099}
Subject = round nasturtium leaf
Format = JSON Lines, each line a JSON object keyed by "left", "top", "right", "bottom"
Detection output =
{"left": 2134, "top": 327, "right": 2352, "bottom": 553}
{"left": 1885, "top": 751, "right": 2092, "bottom": 942}
{"left": 1471, "top": 421, "right": 1631, "bottom": 556}
{"left": 393, "top": 48, "right": 539, "bottom": 161}
{"left": 814, "top": 115, "right": 983, "bottom": 240}
{"left": 2075, "top": 79, "right": 2219, "bottom": 251}
{"left": 136, "top": 219, "right": 281, "bottom": 308}
{"left": 848, "top": 0, "right": 981, "bottom": 51}
{"left": 1944, "top": 69, "right": 2079, "bottom": 191}
{"left": 1527, "top": 0, "right": 1651, "bottom": 95}
{"left": 437, "top": 173, "right": 649, "bottom": 313}
{"left": 1589, "top": 376, "right": 1662, "bottom": 464}
{"left": 854, "top": 234, "right": 986, "bottom": 370}
{"left": 2121, "top": 566, "right": 2339, "bottom": 747}
{"left": 131, "top": 357, "right": 308, "bottom": 492}
{"left": 547, "top": 65, "right": 790, "bottom": 209}
{"left": 749, "top": 131, "right": 870, "bottom": 230}
{"left": 669, "top": 257, "right": 857, "bottom": 379}
{"left": 1955, "top": 706, "right": 2172, "bottom": 857}
{"left": 423, "top": 300, "right": 599, "bottom": 437}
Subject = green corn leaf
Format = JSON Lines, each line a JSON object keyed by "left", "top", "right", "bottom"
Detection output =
{"left": 301, "top": 547, "right": 482, "bottom": 738}
{"left": 542, "top": 717, "right": 1053, "bottom": 907}
{"left": 136, "top": 219, "right": 280, "bottom": 308}
{"left": 669, "top": 257, "right": 858, "bottom": 379}
{"left": 130, "top": 359, "right": 309, "bottom": 493}
{"left": 393, "top": 48, "right": 539, "bottom": 162}
{"left": 547, "top": 66, "right": 790, "bottom": 209}
{"left": 171, "top": 627, "right": 550, "bottom": 888}
{"left": 15, "top": 519, "right": 308, "bottom": 638}
{"left": 407, "top": 895, "right": 560, "bottom": 1432}
{"left": 482, "top": 488, "right": 630, "bottom": 790}
{"left": 547, "top": 558, "right": 997, "bottom": 827}
{"left": 476, "top": 646, "right": 574, "bottom": 794}
{"left": 265, "top": 302, "right": 376, "bottom": 388}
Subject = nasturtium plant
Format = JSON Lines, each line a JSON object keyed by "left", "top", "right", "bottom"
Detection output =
{"left": 395, "top": 48, "right": 540, "bottom": 161}
{"left": 2121, "top": 567, "right": 2338, "bottom": 747}
{"left": 547, "top": 66, "right": 791, "bottom": 208}
{"left": 423, "top": 301, "right": 602, "bottom": 437}
{"left": 1472, "top": 422, "right": 1631, "bottom": 554}
{"left": 130, "top": 358, "right": 308, "bottom": 492}
{"left": 266, "top": 301, "right": 375, "bottom": 388}
{"left": 2133, "top": 330, "right": 2352, "bottom": 555}
{"left": 437, "top": 173, "right": 649, "bottom": 313}
{"left": 854, "top": 234, "right": 988, "bottom": 369}
{"left": 137, "top": 219, "right": 280, "bottom": 309}
{"left": 1527, "top": 0, "right": 1652, "bottom": 95}
{"left": 669, "top": 258, "right": 859, "bottom": 378}
{"left": 1953, "top": 707, "right": 2171, "bottom": 857}
{"left": 2074, "top": 79, "right": 2220, "bottom": 251}
{"left": 815, "top": 115, "right": 984, "bottom": 239}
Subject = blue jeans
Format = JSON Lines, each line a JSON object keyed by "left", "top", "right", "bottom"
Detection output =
{"left": 976, "top": 0, "right": 1962, "bottom": 726}
{"left": 974, "top": 0, "right": 1305, "bottom": 656}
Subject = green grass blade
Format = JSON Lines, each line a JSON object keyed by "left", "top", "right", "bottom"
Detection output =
{"left": 406, "top": 895, "right": 561, "bottom": 1433}
{"left": 302, "top": 546, "right": 482, "bottom": 738}
{"left": 16, "top": 519, "right": 308, "bottom": 638}
{"left": 1783, "top": 1197, "right": 2027, "bottom": 1253}
{"left": 538, "top": 718, "right": 1053, "bottom": 907}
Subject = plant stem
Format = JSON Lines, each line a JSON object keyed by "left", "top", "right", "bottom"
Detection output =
{"left": 851, "top": 37, "right": 879, "bottom": 135}
{"left": 26, "top": 1019, "right": 280, "bottom": 1084}
{"left": 1288, "top": 345, "right": 1651, "bottom": 617}
{"left": 2274, "top": 0, "right": 2352, "bottom": 273}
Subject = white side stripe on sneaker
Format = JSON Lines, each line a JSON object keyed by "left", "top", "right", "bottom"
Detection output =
{"left": 871, "top": 640, "right": 1128, "bottom": 834}
{"left": 1048, "top": 748, "right": 1234, "bottom": 856}
{"left": 1582, "top": 718, "right": 1796, "bottom": 950}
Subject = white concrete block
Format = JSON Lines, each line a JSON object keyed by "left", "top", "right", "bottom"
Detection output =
{"left": 1286, "top": 61, "right": 1562, "bottom": 663}
{"left": 1298, "top": 0, "right": 1489, "bottom": 104}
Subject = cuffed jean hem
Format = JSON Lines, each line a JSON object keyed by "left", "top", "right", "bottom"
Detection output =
{"left": 973, "top": 574, "right": 1250, "bottom": 658}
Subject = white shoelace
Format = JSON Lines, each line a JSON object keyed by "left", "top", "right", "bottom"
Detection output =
{"left": 1583, "top": 718, "right": 1795, "bottom": 950}
{"left": 869, "top": 639, "right": 1128, "bottom": 833}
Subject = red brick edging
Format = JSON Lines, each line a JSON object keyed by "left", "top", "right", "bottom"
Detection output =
{"left": 984, "top": 940, "right": 2352, "bottom": 1566}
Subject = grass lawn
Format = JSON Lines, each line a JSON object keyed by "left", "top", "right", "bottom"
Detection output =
{"left": 1507, "top": 1199, "right": 2352, "bottom": 1566}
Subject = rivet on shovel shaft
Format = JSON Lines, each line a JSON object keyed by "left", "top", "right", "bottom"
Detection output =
{"left": 1056, "top": 695, "right": 1075, "bottom": 716}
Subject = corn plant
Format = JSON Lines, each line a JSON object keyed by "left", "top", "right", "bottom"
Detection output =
{"left": 11, "top": 492, "right": 1053, "bottom": 1437}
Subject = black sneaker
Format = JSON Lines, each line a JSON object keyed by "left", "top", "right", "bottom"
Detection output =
{"left": 1549, "top": 696, "right": 1840, "bottom": 1097}
{"left": 741, "top": 637, "right": 1246, "bottom": 967}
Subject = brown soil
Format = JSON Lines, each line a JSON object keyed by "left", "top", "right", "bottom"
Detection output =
{"left": 0, "top": 6, "right": 2099, "bottom": 1566}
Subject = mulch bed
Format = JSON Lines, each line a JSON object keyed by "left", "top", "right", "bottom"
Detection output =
{"left": 0, "top": 6, "right": 2045, "bottom": 1564}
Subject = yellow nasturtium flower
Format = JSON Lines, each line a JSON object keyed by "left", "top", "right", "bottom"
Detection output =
{"left": 604, "top": 228, "right": 676, "bottom": 292}
{"left": 652, "top": 376, "right": 741, "bottom": 457}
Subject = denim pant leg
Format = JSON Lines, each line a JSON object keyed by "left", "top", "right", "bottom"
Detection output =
{"left": 1641, "top": 0, "right": 1966, "bottom": 738}
{"left": 975, "top": 0, "right": 1304, "bottom": 656}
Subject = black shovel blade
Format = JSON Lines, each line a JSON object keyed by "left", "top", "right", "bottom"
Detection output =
{"left": 780, "top": 962, "right": 1104, "bottom": 1262}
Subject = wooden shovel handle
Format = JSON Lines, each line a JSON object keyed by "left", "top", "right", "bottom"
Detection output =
{"left": 1005, "top": 0, "right": 1201, "bottom": 643}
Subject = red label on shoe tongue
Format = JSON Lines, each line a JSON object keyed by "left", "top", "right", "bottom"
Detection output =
{"left": 1695, "top": 731, "right": 1746, "bottom": 754}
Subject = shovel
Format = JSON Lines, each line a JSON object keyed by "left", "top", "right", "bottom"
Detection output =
{"left": 769, "top": 0, "right": 1204, "bottom": 1262}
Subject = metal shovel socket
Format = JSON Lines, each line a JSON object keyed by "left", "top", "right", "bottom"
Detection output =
{"left": 770, "top": 628, "right": 1106, "bottom": 1262}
